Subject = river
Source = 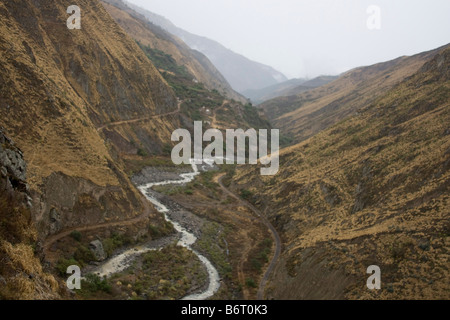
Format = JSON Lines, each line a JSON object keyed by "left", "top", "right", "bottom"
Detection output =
{"left": 92, "top": 160, "right": 221, "bottom": 300}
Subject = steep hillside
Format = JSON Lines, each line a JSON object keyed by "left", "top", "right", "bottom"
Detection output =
{"left": 244, "top": 76, "right": 338, "bottom": 105}
{"left": 231, "top": 46, "right": 450, "bottom": 299}
{"left": 0, "top": 0, "right": 178, "bottom": 250}
{"left": 101, "top": 0, "right": 246, "bottom": 103}
{"left": 0, "top": 128, "right": 61, "bottom": 299}
{"left": 261, "top": 46, "right": 448, "bottom": 144}
{"left": 125, "top": 1, "right": 288, "bottom": 94}
{"left": 99, "top": 1, "right": 271, "bottom": 136}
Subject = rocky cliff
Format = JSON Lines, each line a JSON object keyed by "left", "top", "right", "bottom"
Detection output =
{"left": 0, "top": 128, "right": 60, "bottom": 299}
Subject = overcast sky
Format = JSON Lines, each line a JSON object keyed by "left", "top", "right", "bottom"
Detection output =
{"left": 127, "top": 0, "right": 450, "bottom": 79}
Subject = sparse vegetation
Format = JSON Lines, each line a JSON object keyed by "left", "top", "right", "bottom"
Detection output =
{"left": 195, "top": 222, "right": 232, "bottom": 279}
{"left": 240, "top": 189, "right": 253, "bottom": 201}
{"left": 102, "top": 233, "right": 133, "bottom": 258}
{"left": 245, "top": 278, "right": 257, "bottom": 288}
{"left": 56, "top": 258, "right": 80, "bottom": 276}
{"left": 78, "top": 273, "right": 112, "bottom": 298}
{"left": 232, "top": 47, "right": 450, "bottom": 300}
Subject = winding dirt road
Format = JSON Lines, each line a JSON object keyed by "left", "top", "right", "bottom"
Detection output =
{"left": 216, "top": 174, "right": 281, "bottom": 300}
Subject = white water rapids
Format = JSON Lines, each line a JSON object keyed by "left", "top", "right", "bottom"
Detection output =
{"left": 92, "top": 160, "right": 220, "bottom": 300}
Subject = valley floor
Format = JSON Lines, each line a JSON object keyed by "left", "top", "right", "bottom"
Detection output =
{"left": 44, "top": 162, "right": 277, "bottom": 300}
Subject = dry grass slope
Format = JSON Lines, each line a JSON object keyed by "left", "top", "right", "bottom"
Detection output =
{"left": 261, "top": 45, "right": 449, "bottom": 145}
{"left": 0, "top": 0, "right": 180, "bottom": 262}
{"left": 233, "top": 47, "right": 450, "bottom": 299}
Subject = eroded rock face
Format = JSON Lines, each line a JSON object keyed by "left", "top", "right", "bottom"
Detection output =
{"left": 49, "top": 208, "right": 62, "bottom": 234}
{"left": 36, "top": 171, "right": 143, "bottom": 238}
{"left": 0, "top": 127, "right": 28, "bottom": 198}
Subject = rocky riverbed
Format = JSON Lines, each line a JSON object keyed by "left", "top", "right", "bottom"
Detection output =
{"left": 89, "top": 161, "right": 221, "bottom": 300}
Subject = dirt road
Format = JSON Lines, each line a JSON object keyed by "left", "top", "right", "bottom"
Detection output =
{"left": 216, "top": 174, "right": 281, "bottom": 300}
{"left": 43, "top": 194, "right": 155, "bottom": 253}
{"left": 97, "top": 100, "right": 182, "bottom": 132}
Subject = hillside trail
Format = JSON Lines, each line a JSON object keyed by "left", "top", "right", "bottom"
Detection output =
{"left": 96, "top": 99, "right": 182, "bottom": 132}
{"left": 44, "top": 101, "right": 184, "bottom": 252}
{"left": 215, "top": 173, "right": 281, "bottom": 300}
{"left": 42, "top": 193, "right": 155, "bottom": 254}
{"left": 210, "top": 100, "right": 229, "bottom": 129}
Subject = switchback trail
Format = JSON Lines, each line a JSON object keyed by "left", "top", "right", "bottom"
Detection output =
{"left": 216, "top": 174, "right": 281, "bottom": 300}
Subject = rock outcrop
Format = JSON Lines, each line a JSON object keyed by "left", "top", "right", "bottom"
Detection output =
{"left": 0, "top": 127, "right": 29, "bottom": 203}
{"left": 0, "top": 128, "right": 60, "bottom": 300}
{"left": 89, "top": 240, "right": 107, "bottom": 262}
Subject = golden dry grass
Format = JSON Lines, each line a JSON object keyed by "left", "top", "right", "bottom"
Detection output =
{"left": 233, "top": 47, "right": 450, "bottom": 299}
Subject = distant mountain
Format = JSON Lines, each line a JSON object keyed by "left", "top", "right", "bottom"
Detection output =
{"left": 281, "top": 76, "right": 340, "bottom": 96}
{"left": 102, "top": 0, "right": 270, "bottom": 131}
{"left": 102, "top": 0, "right": 245, "bottom": 103}
{"left": 243, "top": 76, "right": 338, "bottom": 105}
{"left": 260, "top": 46, "right": 447, "bottom": 143}
{"left": 125, "top": 1, "right": 288, "bottom": 95}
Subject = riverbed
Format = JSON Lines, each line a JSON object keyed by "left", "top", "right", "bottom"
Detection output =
{"left": 91, "top": 160, "right": 221, "bottom": 300}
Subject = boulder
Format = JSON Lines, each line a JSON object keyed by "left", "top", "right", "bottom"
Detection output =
{"left": 89, "top": 240, "right": 107, "bottom": 262}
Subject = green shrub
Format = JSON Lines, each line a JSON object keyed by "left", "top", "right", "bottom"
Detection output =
{"left": 245, "top": 278, "right": 257, "bottom": 288}
{"left": 102, "top": 233, "right": 132, "bottom": 257}
{"left": 240, "top": 189, "right": 253, "bottom": 200}
{"left": 251, "top": 258, "right": 262, "bottom": 271}
{"left": 74, "top": 245, "right": 95, "bottom": 264}
{"left": 56, "top": 258, "right": 80, "bottom": 276}
{"left": 137, "top": 148, "right": 148, "bottom": 157}
{"left": 70, "top": 230, "right": 82, "bottom": 242}
{"left": 81, "top": 273, "right": 111, "bottom": 294}
{"left": 162, "top": 144, "right": 172, "bottom": 156}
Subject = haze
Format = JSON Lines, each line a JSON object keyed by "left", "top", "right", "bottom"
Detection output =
{"left": 127, "top": 0, "right": 450, "bottom": 79}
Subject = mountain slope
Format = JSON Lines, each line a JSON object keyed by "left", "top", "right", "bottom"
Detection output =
{"left": 244, "top": 76, "right": 338, "bottom": 105}
{"left": 231, "top": 46, "right": 450, "bottom": 299}
{"left": 101, "top": 0, "right": 246, "bottom": 103}
{"left": 0, "top": 0, "right": 178, "bottom": 248}
{"left": 100, "top": 0, "right": 271, "bottom": 136}
{"left": 125, "top": 1, "right": 288, "bottom": 94}
{"left": 261, "top": 46, "right": 448, "bottom": 144}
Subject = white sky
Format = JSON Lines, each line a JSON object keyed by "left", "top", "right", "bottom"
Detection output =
{"left": 127, "top": 0, "right": 450, "bottom": 79}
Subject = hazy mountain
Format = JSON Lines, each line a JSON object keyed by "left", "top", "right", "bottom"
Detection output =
{"left": 231, "top": 45, "right": 450, "bottom": 299}
{"left": 243, "top": 76, "right": 338, "bottom": 105}
{"left": 125, "top": 1, "right": 288, "bottom": 95}
{"left": 102, "top": 0, "right": 246, "bottom": 103}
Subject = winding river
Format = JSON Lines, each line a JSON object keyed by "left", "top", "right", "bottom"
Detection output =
{"left": 93, "top": 160, "right": 221, "bottom": 300}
